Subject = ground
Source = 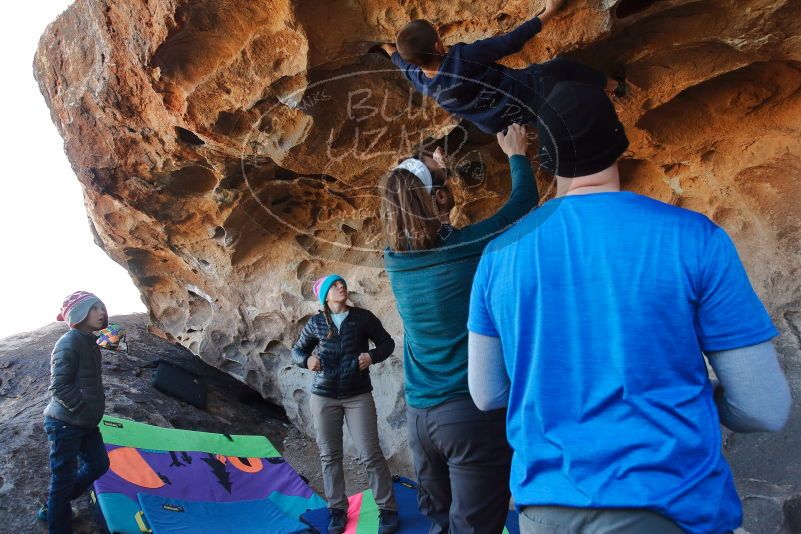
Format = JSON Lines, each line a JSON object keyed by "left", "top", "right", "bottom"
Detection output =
{"left": 0, "top": 314, "right": 373, "bottom": 533}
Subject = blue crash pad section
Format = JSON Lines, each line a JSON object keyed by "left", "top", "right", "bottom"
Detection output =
{"left": 300, "top": 477, "right": 520, "bottom": 534}
{"left": 138, "top": 493, "right": 311, "bottom": 533}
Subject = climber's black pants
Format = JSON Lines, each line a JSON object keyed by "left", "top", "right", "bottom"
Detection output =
{"left": 407, "top": 397, "right": 512, "bottom": 534}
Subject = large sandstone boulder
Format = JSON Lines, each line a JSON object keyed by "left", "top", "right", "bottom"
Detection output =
{"left": 34, "top": 0, "right": 800, "bottom": 521}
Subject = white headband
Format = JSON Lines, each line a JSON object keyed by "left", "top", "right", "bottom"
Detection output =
{"left": 395, "top": 158, "right": 433, "bottom": 194}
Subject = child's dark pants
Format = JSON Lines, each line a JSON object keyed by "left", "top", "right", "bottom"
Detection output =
{"left": 45, "top": 417, "right": 110, "bottom": 534}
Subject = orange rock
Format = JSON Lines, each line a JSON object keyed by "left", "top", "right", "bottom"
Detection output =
{"left": 33, "top": 0, "right": 801, "bottom": 478}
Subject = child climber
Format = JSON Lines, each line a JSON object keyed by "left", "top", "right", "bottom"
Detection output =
{"left": 292, "top": 275, "right": 399, "bottom": 534}
{"left": 40, "top": 291, "right": 111, "bottom": 534}
{"left": 381, "top": 0, "right": 625, "bottom": 134}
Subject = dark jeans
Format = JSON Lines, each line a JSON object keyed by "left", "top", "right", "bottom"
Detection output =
{"left": 44, "top": 417, "right": 110, "bottom": 534}
{"left": 407, "top": 397, "right": 512, "bottom": 534}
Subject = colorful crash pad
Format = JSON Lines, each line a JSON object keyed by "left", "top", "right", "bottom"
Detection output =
{"left": 300, "top": 477, "right": 520, "bottom": 534}
{"left": 97, "top": 448, "right": 318, "bottom": 504}
{"left": 92, "top": 416, "right": 324, "bottom": 534}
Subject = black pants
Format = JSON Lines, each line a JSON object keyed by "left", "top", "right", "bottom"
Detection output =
{"left": 407, "top": 397, "right": 512, "bottom": 534}
{"left": 516, "top": 57, "right": 607, "bottom": 127}
{"left": 536, "top": 57, "right": 607, "bottom": 99}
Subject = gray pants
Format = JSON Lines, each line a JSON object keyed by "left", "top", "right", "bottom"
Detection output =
{"left": 519, "top": 506, "right": 685, "bottom": 534}
{"left": 407, "top": 396, "right": 512, "bottom": 534}
{"left": 311, "top": 392, "right": 397, "bottom": 511}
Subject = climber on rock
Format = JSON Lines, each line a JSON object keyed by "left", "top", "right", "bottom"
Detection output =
{"left": 379, "top": 0, "right": 626, "bottom": 135}
{"left": 466, "top": 82, "right": 792, "bottom": 534}
{"left": 40, "top": 291, "right": 112, "bottom": 534}
{"left": 291, "top": 275, "right": 399, "bottom": 534}
{"left": 378, "top": 124, "right": 538, "bottom": 533}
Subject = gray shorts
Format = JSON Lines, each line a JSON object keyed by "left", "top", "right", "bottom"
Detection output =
{"left": 519, "top": 506, "right": 685, "bottom": 534}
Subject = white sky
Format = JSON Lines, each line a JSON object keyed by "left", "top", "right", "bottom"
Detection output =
{"left": 0, "top": 2, "right": 146, "bottom": 339}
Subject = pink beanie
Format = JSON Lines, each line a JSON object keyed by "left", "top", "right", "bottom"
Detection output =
{"left": 57, "top": 291, "right": 106, "bottom": 328}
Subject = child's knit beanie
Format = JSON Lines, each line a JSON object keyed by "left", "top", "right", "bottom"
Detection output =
{"left": 57, "top": 291, "right": 107, "bottom": 329}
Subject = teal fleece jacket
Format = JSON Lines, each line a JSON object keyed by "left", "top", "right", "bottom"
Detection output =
{"left": 384, "top": 155, "right": 539, "bottom": 408}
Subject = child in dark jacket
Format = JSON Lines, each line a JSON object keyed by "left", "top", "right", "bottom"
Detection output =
{"left": 292, "top": 274, "right": 398, "bottom": 534}
{"left": 381, "top": 0, "right": 624, "bottom": 134}
{"left": 40, "top": 291, "right": 111, "bottom": 534}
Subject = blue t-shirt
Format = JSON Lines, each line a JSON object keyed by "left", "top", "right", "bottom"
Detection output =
{"left": 467, "top": 192, "right": 777, "bottom": 534}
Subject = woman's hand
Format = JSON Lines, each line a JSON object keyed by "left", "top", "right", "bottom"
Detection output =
{"left": 307, "top": 355, "right": 322, "bottom": 371}
{"left": 497, "top": 123, "right": 529, "bottom": 157}
{"left": 358, "top": 353, "right": 373, "bottom": 371}
{"left": 380, "top": 43, "right": 397, "bottom": 56}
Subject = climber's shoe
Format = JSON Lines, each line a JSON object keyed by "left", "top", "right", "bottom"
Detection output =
{"left": 610, "top": 64, "right": 628, "bottom": 99}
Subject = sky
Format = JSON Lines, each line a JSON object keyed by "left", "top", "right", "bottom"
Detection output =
{"left": 0, "top": 2, "right": 146, "bottom": 339}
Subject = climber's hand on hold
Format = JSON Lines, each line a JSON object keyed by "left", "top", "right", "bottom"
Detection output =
{"left": 307, "top": 355, "right": 322, "bottom": 372}
{"left": 539, "top": 0, "right": 565, "bottom": 25}
{"left": 380, "top": 43, "right": 397, "bottom": 56}
{"left": 497, "top": 123, "right": 529, "bottom": 157}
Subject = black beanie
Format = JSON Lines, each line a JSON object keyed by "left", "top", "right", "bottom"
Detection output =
{"left": 537, "top": 82, "right": 629, "bottom": 178}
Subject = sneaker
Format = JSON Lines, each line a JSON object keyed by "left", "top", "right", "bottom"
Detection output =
{"left": 378, "top": 509, "right": 400, "bottom": 534}
{"left": 36, "top": 505, "right": 75, "bottom": 522}
{"left": 328, "top": 508, "right": 347, "bottom": 534}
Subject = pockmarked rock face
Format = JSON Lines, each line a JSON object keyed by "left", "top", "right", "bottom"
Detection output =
{"left": 35, "top": 0, "right": 800, "bottom": 493}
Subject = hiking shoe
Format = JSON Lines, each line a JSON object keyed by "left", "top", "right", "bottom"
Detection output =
{"left": 378, "top": 509, "right": 400, "bottom": 534}
{"left": 613, "top": 80, "right": 628, "bottom": 99}
{"left": 328, "top": 508, "right": 347, "bottom": 534}
{"left": 611, "top": 64, "right": 626, "bottom": 83}
{"left": 610, "top": 64, "right": 628, "bottom": 99}
{"left": 36, "top": 505, "right": 75, "bottom": 522}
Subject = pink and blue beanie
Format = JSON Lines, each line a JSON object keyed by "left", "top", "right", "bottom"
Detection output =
{"left": 56, "top": 291, "right": 107, "bottom": 329}
{"left": 313, "top": 275, "right": 346, "bottom": 307}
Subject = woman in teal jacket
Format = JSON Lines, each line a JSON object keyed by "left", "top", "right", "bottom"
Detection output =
{"left": 379, "top": 124, "right": 539, "bottom": 533}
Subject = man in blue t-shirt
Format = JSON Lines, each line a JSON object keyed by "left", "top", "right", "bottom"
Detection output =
{"left": 379, "top": 0, "right": 624, "bottom": 135}
{"left": 466, "top": 82, "right": 792, "bottom": 534}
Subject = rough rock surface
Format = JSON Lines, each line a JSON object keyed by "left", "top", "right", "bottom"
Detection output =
{"left": 32, "top": 1, "right": 801, "bottom": 530}
{"left": 0, "top": 314, "right": 374, "bottom": 533}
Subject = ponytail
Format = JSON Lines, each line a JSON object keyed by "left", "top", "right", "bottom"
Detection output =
{"left": 322, "top": 304, "right": 335, "bottom": 339}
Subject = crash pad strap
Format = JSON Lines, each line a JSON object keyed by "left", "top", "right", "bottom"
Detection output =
{"left": 98, "top": 415, "right": 280, "bottom": 458}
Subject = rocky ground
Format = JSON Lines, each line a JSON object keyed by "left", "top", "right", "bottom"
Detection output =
{"left": 0, "top": 314, "right": 379, "bottom": 533}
